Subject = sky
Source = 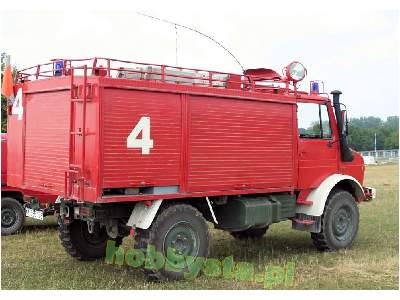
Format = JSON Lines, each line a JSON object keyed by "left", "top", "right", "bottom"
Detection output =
{"left": 0, "top": 0, "right": 398, "bottom": 120}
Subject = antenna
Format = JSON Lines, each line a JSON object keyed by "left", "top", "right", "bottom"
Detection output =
{"left": 174, "top": 24, "right": 178, "bottom": 66}
{"left": 136, "top": 12, "right": 245, "bottom": 72}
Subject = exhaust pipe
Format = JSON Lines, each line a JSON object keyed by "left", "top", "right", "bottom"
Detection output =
{"left": 331, "top": 90, "right": 354, "bottom": 162}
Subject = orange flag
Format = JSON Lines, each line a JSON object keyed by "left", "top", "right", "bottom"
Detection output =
{"left": 1, "top": 56, "right": 14, "bottom": 99}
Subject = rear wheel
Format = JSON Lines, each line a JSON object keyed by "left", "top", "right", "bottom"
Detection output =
{"left": 311, "top": 190, "right": 359, "bottom": 251}
{"left": 230, "top": 225, "right": 269, "bottom": 240}
{"left": 134, "top": 204, "right": 210, "bottom": 281}
{"left": 1, "top": 197, "right": 25, "bottom": 235}
{"left": 59, "top": 219, "right": 122, "bottom": 261}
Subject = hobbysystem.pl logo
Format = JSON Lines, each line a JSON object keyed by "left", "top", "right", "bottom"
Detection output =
{"left": 105, "top": 240, "right": 295, "bottom": 288}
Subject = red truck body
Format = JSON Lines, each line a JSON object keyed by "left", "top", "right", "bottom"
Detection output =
{"left": 2, "top": 133, "right": 57, "bottom": 207}
{"left": 7, "top": 58, "right": 364, "bottom": 204}
{"left": 2, "top": 132, "right": 58, "bottom": 235}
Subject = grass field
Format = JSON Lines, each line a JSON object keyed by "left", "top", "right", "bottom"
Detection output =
{"left": 1, "top": 164, "right": 398, "bottom": 289}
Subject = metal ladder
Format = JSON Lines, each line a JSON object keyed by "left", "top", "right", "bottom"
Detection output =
{"left": 65, "top": 66, "right": 91, "bottom": 201}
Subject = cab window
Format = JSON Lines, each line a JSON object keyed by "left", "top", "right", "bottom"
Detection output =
{"left": 297, "top": 103, "right": 332, "bottom": 139}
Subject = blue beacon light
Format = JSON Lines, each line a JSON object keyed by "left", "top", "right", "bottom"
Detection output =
{"left": 311, "top": 81, "right": 320, "bottom": 94}
{"left": 54, "top": 61, "right": 64, "bottom": 76}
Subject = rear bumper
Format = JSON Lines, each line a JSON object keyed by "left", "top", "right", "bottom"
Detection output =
{"left": 363, "top": 186, "right": 376, "bottom": 201}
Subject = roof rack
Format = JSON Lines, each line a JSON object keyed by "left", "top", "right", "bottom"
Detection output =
{"left": 16, "top": 57, "right": 296, "bottom": 94}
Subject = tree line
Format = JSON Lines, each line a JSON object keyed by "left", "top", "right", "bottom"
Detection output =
{"left": 348, "top": 116, "right": 398, "bottom": 151}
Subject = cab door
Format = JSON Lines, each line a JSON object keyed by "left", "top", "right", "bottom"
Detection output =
{"left": 297, "top": 102, "right": 338, "bottom": 189}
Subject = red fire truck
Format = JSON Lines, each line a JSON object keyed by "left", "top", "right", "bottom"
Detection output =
{"left": 7, "top": 58, "right": 375, "bottom": 280}
{"left": 1, "top": 133, "right": 58, "bottom": 235}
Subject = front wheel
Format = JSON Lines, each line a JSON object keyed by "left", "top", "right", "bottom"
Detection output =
{"left": 311, "top": 190, "right": 359, "bottom": 251}
{"left": 1, "top": 197, "right": 25, "bottom": 235}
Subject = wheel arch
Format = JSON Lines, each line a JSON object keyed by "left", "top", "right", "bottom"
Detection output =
{"left": 296, "top": 174, "right": 365, "bottom": 217}
{"left": 333, "top": 178, "right": 365, "bottom": 202}
{"left": 1, "top": 191, "right": 24, "bottom": 204}
{"left": 126, "top": 198, "right": 216, "bottom": 230}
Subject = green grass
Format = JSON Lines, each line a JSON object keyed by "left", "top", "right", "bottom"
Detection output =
{"left": 1, "top": 164, "right": 398, "bottom": 289}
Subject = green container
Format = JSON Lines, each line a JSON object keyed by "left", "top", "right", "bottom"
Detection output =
{"left": 215, "top": 194, "right": 296, "bottom": 231}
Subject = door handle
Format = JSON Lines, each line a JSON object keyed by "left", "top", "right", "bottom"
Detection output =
{"left": 327, "top": 140, "right": 338, "bottom": 148}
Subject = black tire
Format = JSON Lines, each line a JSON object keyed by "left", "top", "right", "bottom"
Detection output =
{"left": 1, "top": 197, "right": 25, "bottom": 235}
{"left": 230, "top": 225, "right": 269, "bottom": 240}
{"left": 59, "top": 218, "right": 122, "bottom": 261}
{"left": 134, "top": 204, "right": 210, "bottom": 281}
{"left": 311, "top": 190, "right": 359, "bottom": 251}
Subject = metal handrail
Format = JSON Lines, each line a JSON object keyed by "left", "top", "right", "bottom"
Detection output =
{"left": 16, "top": 57, "right": 290, "bottom": 93}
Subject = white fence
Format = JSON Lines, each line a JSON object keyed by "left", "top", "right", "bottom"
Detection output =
{"left": 360, "top": 149, "right": 398, "bottom": 163}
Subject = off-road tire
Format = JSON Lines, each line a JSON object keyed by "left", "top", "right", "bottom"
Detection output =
{"left": 1, "top": 197, "right": 25, "bottom": 235}
{"left": 230, "top": 226, "right": 269, "bottom": 240}
{"left": 59, "top": 218, "right": 122, "bottom": 261}
{"left": 311, "top": 189, "right": 359, "bottom": 251}
{"left": 134, "top": 204, "right": 210, "bottom": 281}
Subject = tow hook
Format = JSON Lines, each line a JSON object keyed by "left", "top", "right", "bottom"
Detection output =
{"left": 87, "top": 221, "right": 95, "bottom": 234}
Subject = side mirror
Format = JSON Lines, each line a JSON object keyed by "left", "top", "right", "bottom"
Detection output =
{"left": 340, "top": 109, "right": 349, "bottom": 136}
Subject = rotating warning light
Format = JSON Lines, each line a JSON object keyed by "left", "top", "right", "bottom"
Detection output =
{"left": 286, "top": 61, "right": 307, "bottom": 82}
{"left": 310, "top": 80, "right": 324, "bottom": 94}
{"left": 54, "top": 60, "right": 64, "bottom": 76}
{"left": 311, "top": 81, "right": 320, "bottom": 93}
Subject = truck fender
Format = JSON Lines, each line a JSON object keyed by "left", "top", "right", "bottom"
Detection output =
{"left": 126, "top": 200, "right": 163, "bottom": 229}
{"left": 296, "top": 174, "right": 365, "bottom": 217}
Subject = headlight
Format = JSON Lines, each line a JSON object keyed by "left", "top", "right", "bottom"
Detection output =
{"left": 286, "top": 61, "right": 307, "bottom": 82}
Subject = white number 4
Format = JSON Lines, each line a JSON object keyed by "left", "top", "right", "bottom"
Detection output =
{"left": 12, "top": 88, "right": 24, "bottom": 121}
{"left": 127, "top": 116, "right": 154, "bottom": 155}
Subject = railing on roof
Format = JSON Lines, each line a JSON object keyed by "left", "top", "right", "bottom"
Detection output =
{"left": 16, "top": 57, "right": 294, "bottom": 94}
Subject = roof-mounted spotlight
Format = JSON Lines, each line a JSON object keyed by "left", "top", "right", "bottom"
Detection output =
{"left": 285, "top": 61, "right": 307, "bottom": 82}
